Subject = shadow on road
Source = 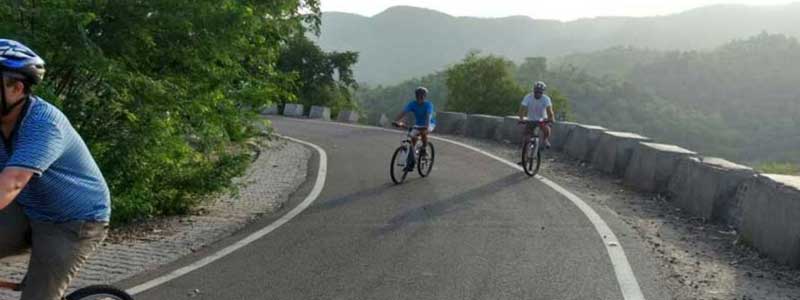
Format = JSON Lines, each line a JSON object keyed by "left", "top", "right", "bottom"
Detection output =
{"left": 375, "top": 173, "right": 529, "bottom": 235}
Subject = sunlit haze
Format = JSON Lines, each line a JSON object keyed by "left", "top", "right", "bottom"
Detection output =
{"left": 321, "top": 0, "right": 796, "bottom": 21}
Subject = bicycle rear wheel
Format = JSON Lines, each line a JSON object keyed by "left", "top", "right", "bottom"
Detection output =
{"left": 66, "top": 285, "right": 133, "bottom": 300}
{"left": 390, "top": 146, "right": 410, "bottom": 184}
{"left": 417, "top": 142, "right": 435, "bottom": 177}
{"left": 522, "top": 139, "right": 541, "bottom": 177}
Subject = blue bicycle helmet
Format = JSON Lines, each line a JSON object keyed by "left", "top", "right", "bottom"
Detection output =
{"left": 0, "top": 39, "right": 46, "bottom": 85}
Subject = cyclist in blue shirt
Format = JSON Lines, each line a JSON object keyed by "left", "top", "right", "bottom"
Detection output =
{"left": 0, "top": 39, "right": 110, "bottom": 300}
{"left": 392, "top": 87, "right": 436, "bottom": 171}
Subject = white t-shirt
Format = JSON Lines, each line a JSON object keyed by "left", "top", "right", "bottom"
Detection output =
{"left": 521, "top": 93, "right": 552, "bottom": 121}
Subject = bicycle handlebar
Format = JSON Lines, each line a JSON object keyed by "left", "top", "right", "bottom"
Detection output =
{"left": 518, "top": 119, "right": 554, "bottom": 125}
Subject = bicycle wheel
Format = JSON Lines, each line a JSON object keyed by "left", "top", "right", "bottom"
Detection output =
{"left": 522, "top": 139, "right": 541, "bottom": 177}
{"left": 390, "top": 146, "right": 409, "bottom": 184}
{"left": 66, "top": 285, "right": 133, "bottom": 300}
{"left": 417, "top": 142, "right": 435, "bottom": 177}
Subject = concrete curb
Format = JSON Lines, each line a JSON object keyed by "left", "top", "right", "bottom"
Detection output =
{"left": 667, "top": 157, "right": 756, "bottom": 226}
{"left": 739, "top": 174, "right": 800, "bottom": 267}
{"left": 624, "top": 142, "right": 697, "bottom": 193}
{"left": 592, "top": 131, "right": 651, "bottom": 177}
{"left": 564, "top": 124, "right": 606, "bottom": 162}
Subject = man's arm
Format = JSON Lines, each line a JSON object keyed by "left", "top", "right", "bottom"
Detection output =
{"left": 546, "top": 106, "right": 555, "bottom": 122}
{"left": 518, "top": 105, "right": 527, "bottom": 121}
{"left": 394, "top": 111, "right": 407, "bottom": 124}
{"left": 0, "top": 168, "right": 34, "bottom": 210}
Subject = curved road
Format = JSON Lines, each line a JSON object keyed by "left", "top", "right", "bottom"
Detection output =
{"left": 128, "top": 117, "right": 669, "bottom": 299}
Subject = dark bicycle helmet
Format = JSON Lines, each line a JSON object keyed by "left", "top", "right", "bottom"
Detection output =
{"left": 0, "top": 39, "right": 46, "bottom": 85}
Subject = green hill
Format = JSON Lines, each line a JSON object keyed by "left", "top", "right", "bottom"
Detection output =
{"left": 316, "top": 4, "right": 800, "bottom": 85}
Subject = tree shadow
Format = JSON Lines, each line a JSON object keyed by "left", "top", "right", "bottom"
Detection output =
{"left": 374, "top": 173, "right": 529, "bottom": 236}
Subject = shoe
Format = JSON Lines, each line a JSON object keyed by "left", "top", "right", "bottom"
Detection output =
{"left": 403, "top": 165, "right": 415, "bottom": 172}
{"left": 517, "top": 160, "right": 524, "bottom": 166}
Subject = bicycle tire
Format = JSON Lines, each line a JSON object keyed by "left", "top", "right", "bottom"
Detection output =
{"left": 417, "top": 142, "right": 435, "bottom": 177}
{"left": 390, "top": 146, "right": 409, "bottom": 184}
{"left": 522, "top": 140, "right": 541, "bottom": 177}
{"left": 65, "top": 285, "right": 133, "bottom": 300}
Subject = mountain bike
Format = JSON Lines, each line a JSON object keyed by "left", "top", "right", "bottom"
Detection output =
{"left": 519, "top": 120, "right": 552, "bottom": 177}
{"left": 389, "top": 122, "right": 435, "bottom": 184}
{"left": 0, "top": 278, "right": 132, "bottom": 300}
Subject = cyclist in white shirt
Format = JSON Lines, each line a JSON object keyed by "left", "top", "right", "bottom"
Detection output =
{"left": 518, "top": 81, "right": 555, "bottom": 152}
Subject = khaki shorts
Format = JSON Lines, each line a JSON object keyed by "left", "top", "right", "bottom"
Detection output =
{"left": 0, "top": 202, "right": 108, "bottom": 300}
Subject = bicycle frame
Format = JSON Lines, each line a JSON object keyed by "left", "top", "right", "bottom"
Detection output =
{"left": 0, "top": 280, "right": 20, "bottom": 291}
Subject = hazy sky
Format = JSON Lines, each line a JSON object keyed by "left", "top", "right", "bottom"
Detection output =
{"left": 321, "top": 0, "right": 795, "bottom": 21}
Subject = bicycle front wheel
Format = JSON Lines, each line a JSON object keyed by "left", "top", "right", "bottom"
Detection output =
{"left": 66, "top": 285, "right": 133, "bottom": 300}
{"left": 417, "top": 142, "right": 435, "bottom": 177}
{"left": 522, "top": 140, "right": 541, "bottom": 177}
{"left": 390, "top": 146, "right": 409, "bottom": 184}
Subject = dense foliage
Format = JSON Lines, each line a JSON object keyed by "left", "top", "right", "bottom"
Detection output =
{"left": 278, "top": 35, "right": 359, "bottom": 116}
{"left": 0, "top": 0, "right": 324, "bottom": 224}
{"left": 555, "top": 33, "right": 800, "bottom": 165}
{"left": 357, "top": 53, "right": 571, "bottom": 122}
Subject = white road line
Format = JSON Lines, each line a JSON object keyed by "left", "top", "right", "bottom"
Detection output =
{"left": 283, "top": 117, "right": 646, "bottom": 300}
{"left": 126, "top": 135, "right": 328, "bottom": 296}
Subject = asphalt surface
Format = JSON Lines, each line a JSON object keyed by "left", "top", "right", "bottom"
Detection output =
{"left": 131, "top": 117, "right": 670, "bottom": 300}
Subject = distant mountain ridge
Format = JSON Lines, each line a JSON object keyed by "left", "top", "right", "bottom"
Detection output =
{"left": 315, "top": 3, "right": 800, "bottom": 84}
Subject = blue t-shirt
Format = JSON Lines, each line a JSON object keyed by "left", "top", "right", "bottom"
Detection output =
{"left": 2, "top": 97, "right": 110, "bottom": 222}
{"left": 403, "top": 100, "right": 436, "bottom": 127}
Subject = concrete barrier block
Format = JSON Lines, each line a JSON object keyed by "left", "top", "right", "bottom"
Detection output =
{"left": 592, "top": 131, "right": 651, "bottom": 176}
{"left": 551, "top": 121, "right": 578, "bottom": 151}
{"left": 283, "top": 104, "right": 304, "bottom": 117}
{"left": 624, "top": 142, "right": 697, "bottom": 193}
{"left": 564, "top": 124, "right": 606, "bottom": 161}
{"left": 309, "top": 106, "right": 331, "bottom": 120}
{"left": 497, "top": 116, "right": 526, "bottom": 145}
{"left": 465, "top": 114, "right": 503, "bottom": 140}
{"left": 260, "top": 104, "right": 278, "bottom": 115}
{"left": 378, "top": 113, "right": 390, "bottom": 127}
{"left": 337, "top": 110, "right": 359, "bottom": 123}
{"left": 667, "top": 157, "right": 756, "bottom": 225}
{"left": 436, "top": 112, "right": 467, "bottom": 135}
{"left": 739, "top": 174, "right": 800, "bottom": 267}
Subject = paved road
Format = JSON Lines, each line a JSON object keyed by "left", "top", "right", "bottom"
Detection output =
{"left": 131, "top": 117, "right": 669, "bottom": 299}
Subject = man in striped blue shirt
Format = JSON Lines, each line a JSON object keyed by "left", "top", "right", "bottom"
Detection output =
{"left": 0, "top": 39, "right": 110, "bottom": 300}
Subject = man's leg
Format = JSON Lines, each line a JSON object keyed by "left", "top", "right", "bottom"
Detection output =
{"left": 23, "top": 221, "right": 108, "bottom": 300}
{"left": 0, "top": 202, "right": 31, "bottom": 259}
{"left": 419, "top": 129, "right": 429, "bottom": 155}
{"left": 519, "top": 124, "right": 533, "bottom": 164}
{"left": 541, "top": 124, "right": 552, "bottom": 148}
{"left": 405, "top": 133, "right": 418, "bottom": 171}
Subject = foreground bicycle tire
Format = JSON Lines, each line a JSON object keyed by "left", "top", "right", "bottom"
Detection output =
{"left": 417, "top": 142, "right": 435, "bottom": 177}
{"left": 390, "top": 146, "right": 410, "bottom": 184}
{"left": 521, "top": 140, "right": 541, "bottom": 177}
{"left": 66, "top": 285, "right": 133, "bottom": 300}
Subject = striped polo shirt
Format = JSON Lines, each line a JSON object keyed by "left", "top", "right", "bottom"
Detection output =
{"left": 2, "top": 96, "right": 110, "bottom": 222}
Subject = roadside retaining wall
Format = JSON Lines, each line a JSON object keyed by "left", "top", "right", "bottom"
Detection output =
{"left": 309, "top": 106, "right": 331, "bottom": 120}
{"left": 624, "top": 142, "right": 697, "bottom": 193}
{"left": 668, "top": 157, "right": 756, "bottom": 226}
{"left": 437, "top": 112, "right": 468, "bottom": 135}
{"left": 592, "top": 131, "right": 651, "bottom": 176}
{"left": 738, "top": 174, "right": 800, "bottom": 267}
{"left": 564, "top": 124, "right": 606, "bottom": 162}
{"left": 337, "top": 110, "right": 359, "bottom": 123}
{"left": 465, "top": 114, "right": 503, "bottom": 140}
{"left": 283, "top": 104, "right": 304, "bottom": 117}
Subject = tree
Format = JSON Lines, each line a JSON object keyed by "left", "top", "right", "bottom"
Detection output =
{"left": 0, "top": 0, "right": 321, "bottom": 224}
{"left": 445, "top": 52, "right": 524, "bottom": 116}
{"left": 278, "top": 36, "right": 359, "bottom": 115}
